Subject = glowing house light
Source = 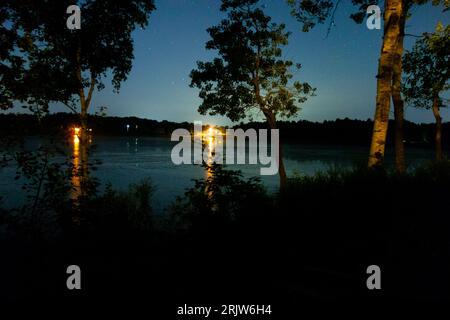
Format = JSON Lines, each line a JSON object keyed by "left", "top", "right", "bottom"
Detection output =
{"left": 73, "top": 127, "right": 81, "bottom": 143}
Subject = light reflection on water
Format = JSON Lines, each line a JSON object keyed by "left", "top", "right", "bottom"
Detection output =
{"left": 0, "top": 136, "right": 436, "bottom": 213}
{"left": 71, "top": 131, "right": 81, "bottom": 200}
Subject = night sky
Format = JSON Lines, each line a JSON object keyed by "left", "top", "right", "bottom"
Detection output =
{"left": 34, "top": 0, "right": 450, "bottom": 124}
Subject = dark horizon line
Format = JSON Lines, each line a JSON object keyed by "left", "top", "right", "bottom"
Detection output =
{"left": 0, "top": 110, "right": 446, "bottom": 127}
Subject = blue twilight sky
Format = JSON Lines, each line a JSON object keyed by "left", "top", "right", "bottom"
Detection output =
{"left": 19, "top": 0, "right": 450, "bottom": 124}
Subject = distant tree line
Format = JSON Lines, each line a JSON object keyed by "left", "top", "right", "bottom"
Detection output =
{"left": 1, "top": 113, "right": 448, "bottom": 148}
{"left": 239, "top": 119, "right": 450, "bottom": 147}
{"left": 0, "top": 113, "right": 191, "bottom": 137}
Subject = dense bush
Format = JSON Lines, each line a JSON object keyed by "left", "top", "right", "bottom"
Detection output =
{"left": 169, "top": 164, "right": 272, "bottom": 231}
{"left": 76, "top": 179, "right": 154, "bottom": 234}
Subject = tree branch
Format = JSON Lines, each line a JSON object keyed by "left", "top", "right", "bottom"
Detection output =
{"left": 404, "top": 33, "right": 423, "bottom": 38}
{"left": 62, "top": 101, "right": 78, "bottom": 114}
{"left": 324, "top": 0, "right": 341, "bottom": 39}
{"left": 85, "top": 71, "right": 96, "bottom": 110}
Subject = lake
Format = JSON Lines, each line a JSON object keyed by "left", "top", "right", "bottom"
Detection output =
{"left": 0, "top": 136, "right": 436, "bottom": 213}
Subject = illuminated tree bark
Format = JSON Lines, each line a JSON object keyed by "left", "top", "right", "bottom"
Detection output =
{"left": 368, "top": 0, "right": 404, "bottom": 168}
{"left": 288, "top": 0, "right": 449, "bottom": 168}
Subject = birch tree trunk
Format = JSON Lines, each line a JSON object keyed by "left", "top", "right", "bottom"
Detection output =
{"left": 368, "top": 0, "right": 404, "bottom": 168}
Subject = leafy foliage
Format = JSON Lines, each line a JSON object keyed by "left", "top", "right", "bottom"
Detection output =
{"left": 79, "top": 179, "right": 154, "bottom": 235}
{"left": 170, "top": 164, "right": 271, "bottom": 230}
{"left": 287, "top": 0, "right": 449, "bottom": 31}
{"left": 1, "top": 136, "right": 73, "bottom": 237}
{"left": 287, "top": 0, "right": 334, "bottom": 31}
{"left": 0, "top": 3, "right": 31, "bottom": 109}
{"left": 190, "top": 0, "right": 314, "bottom": 123}
{"left": 403, "top": 23, "right": 450, "bottom": 109}
{"left": 287, "top": 0, "right": 378, "bottom": 31}
{"left": 1, "top": 0, "right": 156, "bottom": 113}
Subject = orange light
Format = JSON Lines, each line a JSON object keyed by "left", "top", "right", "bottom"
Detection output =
{"left": 200, "top": 125, "right": 225, "bottom": 138}
{"left": 73, "top": 127, "right": 81, "bottom": 144}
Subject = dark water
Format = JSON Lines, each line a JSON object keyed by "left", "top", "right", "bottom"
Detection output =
{"left": 0, "top": 136, "right": 435, "bottom": 213}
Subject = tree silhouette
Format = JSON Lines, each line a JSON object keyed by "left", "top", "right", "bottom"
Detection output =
{"left": 0, "top": 2, "right": 29, "bottom": 110}
{"left": 190, "top": 0, "right": 315, "bottom": 188}
{"left": 403, "top": 23, "right": 450, "bottom": 161}
{"left": 3, "top": 0, "right": 156, "bottom": 194}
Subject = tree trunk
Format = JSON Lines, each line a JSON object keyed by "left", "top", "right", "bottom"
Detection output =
{"left": 278, "top": 139, "right": 287, "bottom": 190}
{"left": 79, "top": 103, "right": 89, "bottom": 196}
{"left": 368, "top": 0, "right": 404, "bottom": 168}
{"left": 432, "top": 96, "right": 443, "bottom": 161}
{"left": 75, "top": 43, "right": 95, "bottom": 197}
{"left": 265, "top": 112, "right": 287, "bottom": 190}
{"left": 253, "top": 51, "right": 287, "bottom": 189}
{"left": 392, "top": 8, "right": 406, "bottom": 173}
